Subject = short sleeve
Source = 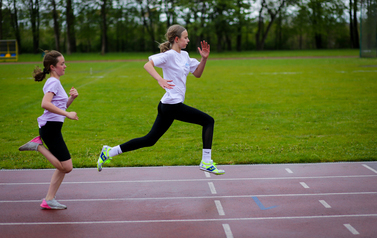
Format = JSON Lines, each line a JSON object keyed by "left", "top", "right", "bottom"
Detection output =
{"left": 189, "top": 57, "right": 200, "bottom": 73}
{"left": 43, "top": 78, "right": 60, "bottom": 95}
{"left": 149, "top": 52, "right": 169, "bottom": 68}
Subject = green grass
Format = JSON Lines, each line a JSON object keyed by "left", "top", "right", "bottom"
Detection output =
{"left": 12, "top": 49, "right": 359, "bottom": 62}
{"left": 1, "top": 49, "right": 376, "bottom": 169}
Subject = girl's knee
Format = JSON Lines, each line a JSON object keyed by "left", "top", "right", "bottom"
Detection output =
{"left": 61, "top": 160, "right": 73, "bottom": 173}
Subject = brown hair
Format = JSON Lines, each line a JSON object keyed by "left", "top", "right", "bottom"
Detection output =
{"left": 159, "top": 25, "right": 187, "bottom": 53}
{"left": 33, "top": 50, "right": 63, "bottom": 82}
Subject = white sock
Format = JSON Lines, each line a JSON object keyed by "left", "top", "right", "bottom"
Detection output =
{"left": 202, "top": 149, "right": 212, "bottom": 163}
{"left": 109, "top": 145, "right": 122, "bottom": 157}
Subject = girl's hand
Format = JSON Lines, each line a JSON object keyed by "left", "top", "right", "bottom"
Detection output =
{"left": 69, "top": 87, "right": 78, "bottom": 99}
{"left": 66, "top": 111, "right": 78, "bottom": 120}
{"left": 198, "top": 41, "right": 210, "bottom": 59}
{"left": 158, "top": 78, "right": 175, "bottom": 90}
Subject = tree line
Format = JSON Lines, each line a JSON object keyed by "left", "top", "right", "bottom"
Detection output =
{"left": 1, "top": 0, "right": 361, "bottom": 54}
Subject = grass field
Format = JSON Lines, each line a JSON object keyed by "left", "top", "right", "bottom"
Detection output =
{"left": 0, "top": 49, "right": 376, "bottom": 169}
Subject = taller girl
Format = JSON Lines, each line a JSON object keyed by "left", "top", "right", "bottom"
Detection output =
{"left": 98, "top": 25, "right": 224, "bottom": 175}
{"left": 19, "top": 50, "right": 79, "bottom": 209}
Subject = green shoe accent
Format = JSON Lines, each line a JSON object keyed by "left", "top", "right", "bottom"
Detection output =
{"left": 97, "top": 145, "right": 112, "bottom": 172}
{"left": 199, "top": 160, "right": 225, "bottom": 175}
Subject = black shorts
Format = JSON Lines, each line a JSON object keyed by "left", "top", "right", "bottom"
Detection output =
{"left": 39, "top": 121, "right": 71, "bottom": 162}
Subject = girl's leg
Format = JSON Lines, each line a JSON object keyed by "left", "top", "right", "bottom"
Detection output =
{"left": 37, "top": 145, "right": 65, "bottom": 171}
{"left": 119, "top": 112, "right": 174, "bottom": 152}
{"left": 168, "top": 103, "right": 224, "bottom": 175}
{"left": 98, "top": 102, "right": 173, "bottom": 171}
{"left": 45, "top": 159, "right": 72, "bottom": 200}
{"left": 169, "top": 103, "right": 215, "bottom": 149}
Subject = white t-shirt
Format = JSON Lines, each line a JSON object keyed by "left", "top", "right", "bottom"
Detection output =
{"left": 149, "top": 50, "right": 200, "bottom": 104}
{"left": 37, "top": 77, "right": 68, "bottom": 128}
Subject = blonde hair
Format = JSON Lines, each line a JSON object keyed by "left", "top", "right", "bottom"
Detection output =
{"left": 33, "top": 50, "right": 63, "bottom": 82}
{"left": 159, "top": 25, "right": 187, "bottom": 53}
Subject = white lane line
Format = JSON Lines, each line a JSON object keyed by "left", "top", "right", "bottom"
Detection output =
{"left": 2, "top": 175, "right": 376, "bottom": 186}
{"left": 208, "top": 182, "right": 217, "bottom": 194}
{"left": 1, "top": 214, "right": 376, "bottom": 226}
{"left": 222, "top": 224, "right": 234, "bottom": 238}
{"left": 300, "top": 182, "right": 310, "bottom": 188}
{"left": 1, "top": 192, "right": 376, "bottom": 203}
{"left": 319, "top": 200, "right": 331, "bottom": 208}
{"left": 205, "top": 172, "right": 211, "bottom": 178}
{"left": 344, "top": 224, "right": 360, "bottom": 235}
{"left": 362, "top": 164, "right": 377, "bottom": 174}
{"left": 215, "top": 200, "right": 225, "bottom": 216}
{"left": 285, "top": 168, "right": 293, "bottom": 174}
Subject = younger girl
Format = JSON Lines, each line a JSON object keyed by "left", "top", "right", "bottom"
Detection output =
{"left": 97, "top": 25, "right": 224, "bottom": 175}
{"left": 19, "top": 50, "right": 79, "bottom": 209}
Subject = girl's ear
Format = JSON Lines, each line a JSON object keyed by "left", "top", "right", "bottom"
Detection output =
{"left": 50, "top": 64, "right": 55, "bottom": 72}
{"left": 174, "top": 36, "right": 179, "bottom": 43}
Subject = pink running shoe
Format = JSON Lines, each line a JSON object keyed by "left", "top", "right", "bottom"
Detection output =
{"left": 19, "top": 136, "right": 43, "bottom": 151}
{"left": 40, "top": 198, "right": 67, "bottom": 210}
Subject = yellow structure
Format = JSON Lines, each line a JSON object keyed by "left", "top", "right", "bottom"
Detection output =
{"left": 0, "top": 40, "right": 18, "bottom": 62}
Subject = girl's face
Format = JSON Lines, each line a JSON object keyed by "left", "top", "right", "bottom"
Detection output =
{"left": 51, "top": 56, "right": 66, "bottom": 77}
{"left": 176, "top": 30, "right": 189, "bottom": 49}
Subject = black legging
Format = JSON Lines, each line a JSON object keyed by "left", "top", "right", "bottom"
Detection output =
{"left": 120, "top": 102, "right": 214, "bottom": 152}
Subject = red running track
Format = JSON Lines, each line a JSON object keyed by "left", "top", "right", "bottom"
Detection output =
{"left": 1, "top": 162, "right": 377, "bottom": 238}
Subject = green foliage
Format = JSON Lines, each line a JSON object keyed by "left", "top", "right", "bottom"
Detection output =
{"left": 3, "top": 0, "right": 353, "bottom": 53}
{"left": 1, "top": 50, "right": 376, "bottom": 169}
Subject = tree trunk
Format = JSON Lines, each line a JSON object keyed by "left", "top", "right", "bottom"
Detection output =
{"left": 353, "top": 0, "right": 359, "bottom": 48}
{"left": 101, "top": 0, "right": 107, "bottom": 55}
{"left": 66, "top": 0, "right": 76, "bottom": 54}
{"left": 51, "top": 0, "right": 60, "bottom": 51}
{"left": 10, "top": 0, "right": 21, "bottom": 53}
{"left": 255, "top": 1, "right": 265, "bottom": 50}
{"left": 0, "top": 0, "right": 3, "bottom": 39}
{"left": 29, "top": 0, "right": 40, "bottom": 54}
{"left": 349, "top": 0, "right": 354, "bottom": 47}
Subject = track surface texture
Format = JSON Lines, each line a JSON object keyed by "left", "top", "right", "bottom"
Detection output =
{"left": 1, "top": 162, "right": 377, "bottom": 238}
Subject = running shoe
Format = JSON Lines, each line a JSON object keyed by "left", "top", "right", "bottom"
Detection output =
{"left": 97, "top": 145, "right": 112, "bottom": 172}
{"left": 19, "top": 136, "right": 43, "bottom": 151}
{"left": 40, "top": 198, "right": 67, "bottom": 210}
{"left": 199, "top": 160, "right": 225, "bottom": 175}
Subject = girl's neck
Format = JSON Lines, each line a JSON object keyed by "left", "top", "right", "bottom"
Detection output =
{"left": 50, "top": 72, "right": 60, "bottom": 80}
{"left": 171, "top": 44, "right": 181, "bottom": 53}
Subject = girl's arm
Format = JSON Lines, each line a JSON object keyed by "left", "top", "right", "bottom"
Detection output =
{"left": 192, "top": 41, "right": 210, "bottom": 78}
{"left": 144, "top": 60, "right": 175, "bottom": 89}
{"left": 41, "top": 92, "right": 78, "bottom": 120}
{"left": 67, "top": 87, "right": 78, "bottom": 108}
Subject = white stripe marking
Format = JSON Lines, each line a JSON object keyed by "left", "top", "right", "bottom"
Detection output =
{"left": 1, "top": 192, "right": 376, "bottom": 203}
{"left": 285, "top": 168, "right": 293, "bottom": 173}
{"left": 362, "top": 164, "right": 377, "bottom": 174}
{"left": 222, "top": 224, "right": 234, "bottom": 238}
{"left": 1, "top": 214, "right": 376, "bottom": 226}
{"left": 1, "top": 174, "right": 376, "bottom": 186}
{"left": 319, "top": 200, "right": 331, "bottom": 208}
{"left": 205, "top": 172, "right": 211, "bottom": 178}
{"left": 208, "top": 182, "right": 217, "bottom": 194}
{"left": 300, "top": 182, "right": 309, "bottom": 188}
{"left": 344, "top": 224, "right": 360, "bottom": 235}
{"left": 215, "top": 200, "right": 225, "bottom": 216}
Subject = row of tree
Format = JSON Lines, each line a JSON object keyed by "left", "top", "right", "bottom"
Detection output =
{"left": 1, "top": 0, "right": 361, "bottom": 54}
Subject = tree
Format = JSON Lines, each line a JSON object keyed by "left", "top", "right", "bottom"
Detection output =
{"left": 255, "top": 0, "right": 290, "bottom": 50}
{"left": 100, "top": 0, "right": 108, "bottom": 55}
{"left": 7, "top": 0, "right": 22, "bottom": 52}
{"left": 137, "top": 0, "right": 160, "bottom": 52}
{"left": 349, "top": 0, "right": 359, "bottom": 48}
{"left": 0, "top": 0, "right": 3, "bottom": 39}
{"left": 28, "top": 0, "right": 40, "bottom": 54}
{"left": 66, "top": 0, "right": 77, "bottom": 54}
{"left": 51, "top": 0, "right": 60, "bottom": 51}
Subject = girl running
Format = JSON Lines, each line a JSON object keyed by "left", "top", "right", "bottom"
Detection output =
{"left": 97, "top": 24, "right": 224, "bottom": 175}
{"left": 19, "top": 50, "right": 79, "bottom": 209}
